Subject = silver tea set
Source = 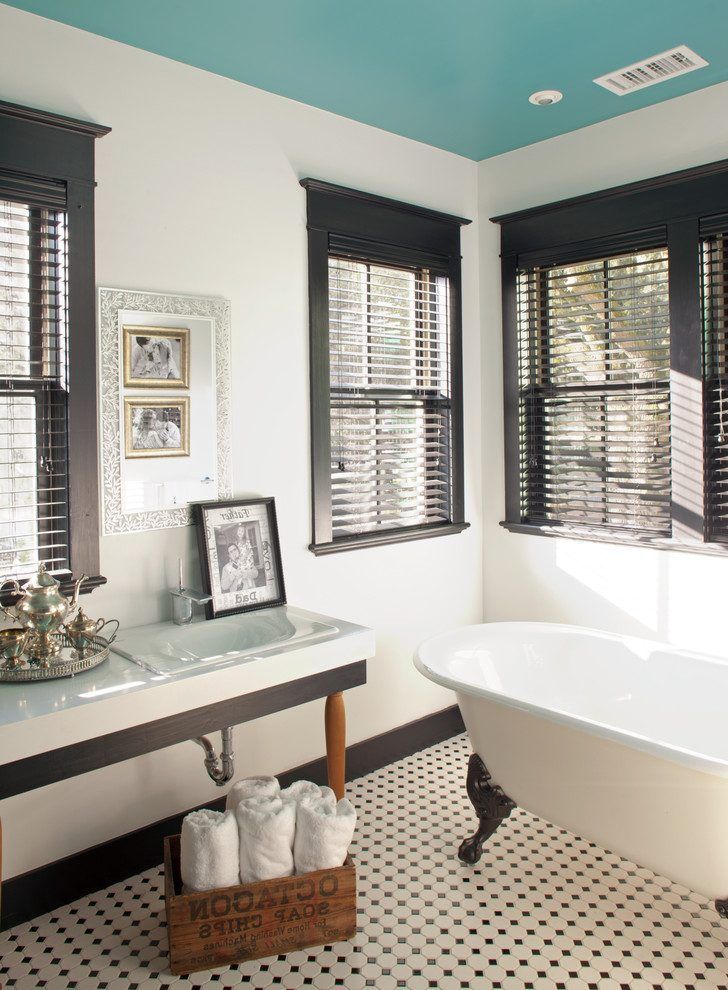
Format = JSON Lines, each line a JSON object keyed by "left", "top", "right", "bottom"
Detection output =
{"left": 0, "top": 563, "right": 119, "bottom": 672}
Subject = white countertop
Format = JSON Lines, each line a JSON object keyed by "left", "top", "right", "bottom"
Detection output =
{"left": 0, "top": 606, "right": 374, "bottom": 765}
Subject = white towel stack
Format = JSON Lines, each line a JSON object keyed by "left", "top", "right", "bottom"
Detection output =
{"left": 180, "top": 809, "right": 240, "bottom": 892}
{"left": 180, "top": 777, "right": 356, "bottom": 890}
{"left": 294, "top": 796, "right": 357, "bottom": 874}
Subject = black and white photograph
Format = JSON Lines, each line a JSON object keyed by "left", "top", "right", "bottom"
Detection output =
{"left": 194, "top": 497, "right": 286, "bottom": 617}
{"left": 123, "top": 325, "right": 190, "bottom": 388}
{"left": 124, "top": 396, "right": 190, "bottom": 458}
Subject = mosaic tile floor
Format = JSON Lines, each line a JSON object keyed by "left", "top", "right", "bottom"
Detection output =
{"left": 2, "top": 733, "right": 727, "bottom": 989}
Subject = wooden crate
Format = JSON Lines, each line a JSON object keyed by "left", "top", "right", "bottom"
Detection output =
{"left": 163, "top": 834, "right": 357, "bottom": 975}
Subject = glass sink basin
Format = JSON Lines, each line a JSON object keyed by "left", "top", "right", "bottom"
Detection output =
{"left": 111, "top": 607, "right": 338, "bottom": 677}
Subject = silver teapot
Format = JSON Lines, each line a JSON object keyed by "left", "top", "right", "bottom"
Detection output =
{"left": 3, "top": 564, "right": 86, "bottom": 664}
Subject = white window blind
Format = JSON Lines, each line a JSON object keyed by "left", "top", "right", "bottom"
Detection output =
{"left": 328, "top": 256, "right": 453, "bottom": 538}
{"left": 0, "top": 196, "right": 70, "bottom": 580}
{"left": 517, "top": 247, "right": 672, "bottom": 535}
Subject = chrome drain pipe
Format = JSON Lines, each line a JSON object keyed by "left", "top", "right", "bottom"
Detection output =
{"left": 193, "top": 727, "right": 235, "bottom": 786}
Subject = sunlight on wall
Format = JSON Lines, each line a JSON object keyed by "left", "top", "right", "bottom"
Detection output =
{"left": 660, "top": 550, "right": 728, "bottom": 657}
{"left": 554, "top": 538, "right": 662, "bottom": 631}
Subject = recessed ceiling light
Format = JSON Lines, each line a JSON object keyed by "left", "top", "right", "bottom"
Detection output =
{"left": 529, "top": 90, "right": 563, "bottom": 107}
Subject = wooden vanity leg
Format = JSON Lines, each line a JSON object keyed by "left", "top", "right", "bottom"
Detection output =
{"left": 325, "top": 692, "right": 346, "bottom": 800}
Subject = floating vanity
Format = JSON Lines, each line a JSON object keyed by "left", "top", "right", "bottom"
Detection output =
{"left": 0, "top": 605, "right": 374, "bottom": 918}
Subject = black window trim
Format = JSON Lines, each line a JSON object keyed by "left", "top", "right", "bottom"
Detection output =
{"left": 302, "top": 178, "right": 471, "bottom": 554}
{"left": 494, "top": 156, "right": 728, "bottom": 555}
{"left": 0, "top": 100, "right": 110, "bottom": 596}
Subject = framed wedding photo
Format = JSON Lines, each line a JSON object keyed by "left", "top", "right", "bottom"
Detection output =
{"left": 123, "top": 325, "right": 190, "bottom": 388}
{"left": 124, "top": 396, "right": 190, "bottom": 458}
{"left": 194, "top": 497, "right": 286, "bottom": 618}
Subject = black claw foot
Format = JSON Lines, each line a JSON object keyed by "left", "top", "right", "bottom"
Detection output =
{"left": 716, "top": 898, "right": 728, "bottom": 918}
{"left": 458, "top": 834, "right": 484, "bottom": 864}
{"left": 458, "top": 753, "right": 516, "bottom": 864}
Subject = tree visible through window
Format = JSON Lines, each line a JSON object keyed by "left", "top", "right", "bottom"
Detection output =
{"left": 517, "top": 247, "right": 671, "bottom": 534}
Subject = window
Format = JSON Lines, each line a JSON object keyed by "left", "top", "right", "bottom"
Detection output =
{"left": 517, "top": 248, "right": 671, "bottom": 535}
{"left": 1, "top": 197, "right": 70, "bottom": 577}
{"left": 303, "top": 180, "right": 469, "bottom": 553}
{"left": 328, "top": 257, "right": 452, "bottom": 538}
{"left": 495, "top": 158, "right": 728, "bottom": 552}
{"left": 0, "top": 100, "right": 109, "bottom": 592}
{"left": 702, "top": 223, "right": 728, "bottom": 543}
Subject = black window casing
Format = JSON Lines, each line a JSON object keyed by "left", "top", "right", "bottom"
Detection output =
{"left": 494, "top": 157, "right": 728, "bottom": 555}
{"left": 302, "top": 179, "right": 470, "bottom": 554}
{"left": 0, "top": 101, "right": 109, "bottom": 595}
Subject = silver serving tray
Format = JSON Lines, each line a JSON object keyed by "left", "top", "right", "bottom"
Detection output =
{"left": 0, "top": 633, "right": 111, "bottom": 682}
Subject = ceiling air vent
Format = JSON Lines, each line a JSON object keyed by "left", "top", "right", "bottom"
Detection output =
{"left": 594, "top": 45, "right": 708, "bottom": 96}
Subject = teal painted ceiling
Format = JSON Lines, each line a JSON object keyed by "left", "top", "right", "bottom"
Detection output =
{"left": 4, "top": 0, "right": 728, "bottom": 160}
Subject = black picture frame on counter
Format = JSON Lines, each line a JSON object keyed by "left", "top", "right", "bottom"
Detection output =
{"left": 193, "top": 497, "right": 286, "bottom": 618}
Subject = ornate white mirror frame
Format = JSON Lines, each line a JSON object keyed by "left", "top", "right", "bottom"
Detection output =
{"left": 98, "top": 287, "right": 232, "bottom": 535}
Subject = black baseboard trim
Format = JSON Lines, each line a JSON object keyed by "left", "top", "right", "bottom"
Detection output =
{"left": 1, "top": 704, "right": 464, "bottom": 931}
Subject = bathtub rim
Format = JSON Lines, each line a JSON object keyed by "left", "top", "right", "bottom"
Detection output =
{"left": 414, "top": 621, "right": 728, "bottom": 779}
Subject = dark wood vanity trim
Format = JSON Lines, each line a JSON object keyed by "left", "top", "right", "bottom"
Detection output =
{"left": 0, "top": 661, "right": 367, "bottom": 802}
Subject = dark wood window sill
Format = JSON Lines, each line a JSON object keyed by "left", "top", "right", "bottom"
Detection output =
{"left": 310, "top": 521, "right": 470, "bottom": 555}
{"left": 500, "top": 520, "right": 728, "bottom": 557}
{"left": 58, "top": 573, "right": 108, "bottom": 597}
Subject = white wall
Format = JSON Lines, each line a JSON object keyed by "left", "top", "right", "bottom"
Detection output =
{"left": 0, "top": 5, "right": 482, "bottom": 878}
{"left": 479, "top": 83, "right": 728, "bottom": 656}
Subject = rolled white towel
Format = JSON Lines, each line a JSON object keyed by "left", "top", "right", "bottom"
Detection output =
{"left": 280, "top": 781, "right": 337, "bottom": 809}
{"left": 180, "top": 809, "right": 239, "bottom": 892}
{"left": 294, "top": 796, "right": 356, "bottom": 874}
{"left": 280, "top": 780, "right": 321, "bottom": 803}
{"left": 236, "top": 795, "right": 296, "bottom": 883}
{"left": 225, "top": 775, "right": 280, "bottom": 813}
{"left": 316, "top": 786, "right": 338, "bottom": 809}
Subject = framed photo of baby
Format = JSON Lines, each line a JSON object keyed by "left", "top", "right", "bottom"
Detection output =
{"left": 123, "top": 325, "right": 190, "bottom": 388}
{"left": 194, "top": 497, "right": 286, "bottom": 618}
{"left": 124, "top": 396, "right": 190, "bottom": 458}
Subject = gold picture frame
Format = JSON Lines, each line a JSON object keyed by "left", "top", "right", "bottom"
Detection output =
{"left": 122, "top": 325, "right": 190, "bottom": 388}
{"left": 124, "top": 396, "right": 190, "bottom": 459}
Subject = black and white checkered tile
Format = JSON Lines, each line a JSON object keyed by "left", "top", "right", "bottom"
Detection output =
{"left": 2, "top": 734, "right": 727, "bottom": 988}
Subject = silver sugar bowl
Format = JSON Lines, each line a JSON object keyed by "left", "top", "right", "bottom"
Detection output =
{"left": 65, "top": 608, "right": 119, "bottom": 656}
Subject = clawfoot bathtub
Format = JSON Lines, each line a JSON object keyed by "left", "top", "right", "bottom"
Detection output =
{"left": 415, "top": 622, "right": 728, "bottom": 915}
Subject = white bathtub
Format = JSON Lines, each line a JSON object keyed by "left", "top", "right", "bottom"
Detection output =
{"left": 415, "top": 621, "right": 728, "bottom": 906}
